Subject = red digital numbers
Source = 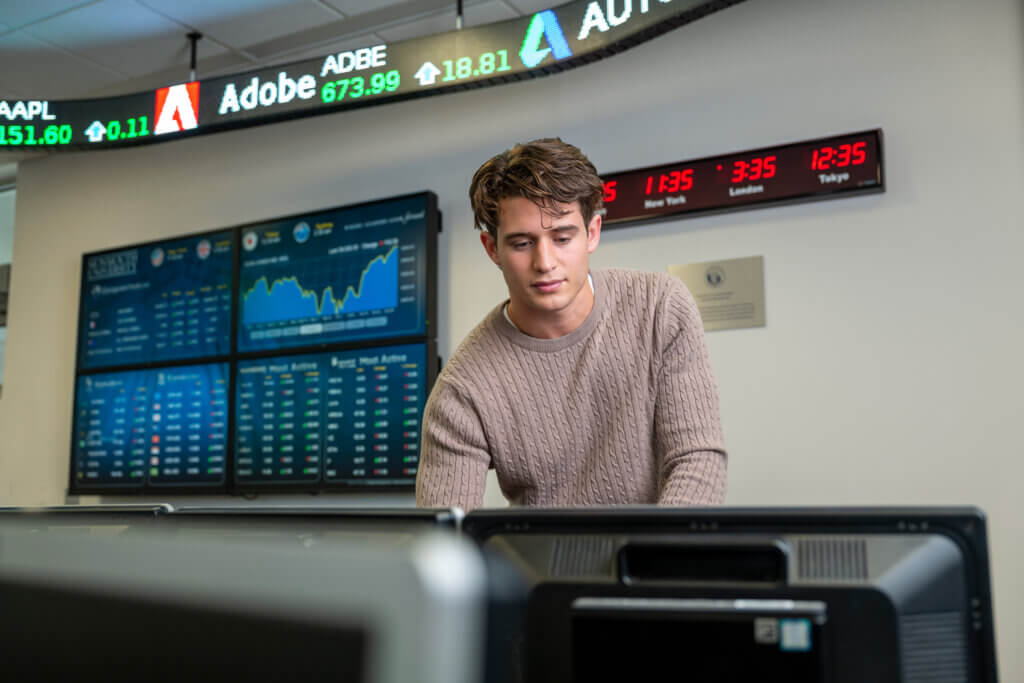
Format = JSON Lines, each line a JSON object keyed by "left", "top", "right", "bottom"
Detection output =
{"left": 730, "top": 156, "right": 776, "bottom": 184}
{"left": 644, "top": 169, "right": 693, "bottom": 195}
{"left": 602, "top": 180, "right": 618, "bottom": 203}
{"left": 811, "top": 141, "right": 867, "bottom": 170}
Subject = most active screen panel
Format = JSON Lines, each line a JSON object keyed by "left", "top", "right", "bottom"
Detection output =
{"left": 237, "top": 193, "right": 436, "bottom": 353}
{"left": 0, "top": 0, "right": 747, "bottom": 150}
{"left": 71, "top": 362, "right": 229, "bottom": 492}
{"left": 234, "top": 342, "right": 433, "bottom": 490}
{"left": 78, "top": 230, "right": 233, "bottom": 370}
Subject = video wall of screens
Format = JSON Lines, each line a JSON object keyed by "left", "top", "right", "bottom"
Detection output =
{"left": 70, "top": 192, "right": 439, "bottom": 495}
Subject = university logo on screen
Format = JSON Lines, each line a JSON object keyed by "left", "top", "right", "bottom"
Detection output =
{"left": 154, "top": 82, "right": 200, "bottom": 135}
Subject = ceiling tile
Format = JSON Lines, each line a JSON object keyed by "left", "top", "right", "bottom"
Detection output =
{"left": 0, "top": 79, "right": 28, "bottom": 100}
{"left": 0, "top": 0, "right": 94, "bottom": 30}
{"left": 0, "top": 30, "right": 122, "bottom": 99}
{"left": 24, "top": 0, "right": 228, "bottom": 79}
{"left": 322, "top": 0, "right": 411, "bottom": 16}
{"left": 141, "top": 0, "right": 343, "bottom": 50}
{"left": 264, "top": 33, "right": 385, "bottom": 68}
{"left": 503, "top": 0, "right": 562, "bottom": 14}
{"left": 377, "top": 1, "right": 517, "bottom": 42}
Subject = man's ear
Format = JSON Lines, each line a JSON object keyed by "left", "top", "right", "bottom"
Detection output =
{"left": 480, "top": 230, "right": 501, "bottom": 265}
{"left": 586, "top": 213, "right": 602, "bottom": 254}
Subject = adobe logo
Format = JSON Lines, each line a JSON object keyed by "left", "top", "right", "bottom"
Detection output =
{"left": 154, "top": 82, "right": 200, "bottom": 135}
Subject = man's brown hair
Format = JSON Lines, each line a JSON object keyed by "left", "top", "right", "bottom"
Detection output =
{"left": 469, "top": 138, "right": 604, "bottom": 237}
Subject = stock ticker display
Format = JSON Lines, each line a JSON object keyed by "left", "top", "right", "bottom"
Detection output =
{"left": 72, "top": 363, "right": 229, "bottom": 489}
{"left": 78, "top": 231, "right": 233, "bottom": 370}
{"left": 235, "top": 343, "right": 430, "bottom": 488}
{"left": 0, "top": 0, "right": 742, "bottom": 150}
{"left": 237, "top": 194, "right": 432, "bottom": 352}
{"left": 71, "top": 193, "right": 438, "bottom": 495}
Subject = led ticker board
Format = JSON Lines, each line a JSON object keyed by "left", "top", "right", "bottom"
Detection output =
{"left": 1, "top": 0, "right": 746, "bottom": 150}
{"left": 235, "top": 342, "right": 434, "bottom": 490}
{"left": 72, "top": 363, "right": 229, "bottom": 491}
{"left": 78, "top": 230, "right": 233, "bottom": 370}
{"left": 237, "top": 194, "right": 436, "bottom": 353}
{"left": 599, "top": 130, "right": 885, "bottom": 227}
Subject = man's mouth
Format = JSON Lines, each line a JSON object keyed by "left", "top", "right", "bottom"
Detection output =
{"left": 532, "top": 280, "right": 563, "bottom": 293}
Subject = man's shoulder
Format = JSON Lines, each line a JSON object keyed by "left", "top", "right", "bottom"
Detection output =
{"left": 595, "top": 267, "right": 691, "bottom": 309}
{"left": 436, "top": 304, "right": 508, "bottom": 384}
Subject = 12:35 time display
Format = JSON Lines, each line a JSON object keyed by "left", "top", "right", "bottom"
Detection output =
{"left": 810, "top": 141, "right": 867, "bottom": 170}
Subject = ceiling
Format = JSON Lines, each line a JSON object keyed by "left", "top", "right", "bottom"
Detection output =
{"left": 0, "top": 0, "right": 556, "bottom": 101}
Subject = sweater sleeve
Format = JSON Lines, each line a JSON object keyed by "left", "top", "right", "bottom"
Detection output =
{"left": 653, "top": 281, "right": 728, "bottom": 505}
{"left": 415, "top": 377, "right": 491, "bottom": 511}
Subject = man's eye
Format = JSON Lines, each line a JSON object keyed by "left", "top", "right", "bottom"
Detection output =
{"left": 512, "top": 241, "right": 530, "bottom": 249}
{"left": 556, "top": 237, "right": 572, "bottom": 244}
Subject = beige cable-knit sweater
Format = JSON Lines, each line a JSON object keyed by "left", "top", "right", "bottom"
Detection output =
{"left": 415, "top": 268, "right": 726, "bottom": 511}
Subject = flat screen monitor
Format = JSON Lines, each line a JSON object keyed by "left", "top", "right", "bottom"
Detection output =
{"left": 71, "top": 362, "right": 229, "bottom": 492}
{"left": 77, "top": 230, "right": 233, "bottom": 370}
{"left": 0, "top": 505, "right": 173, "bottom": 536}
{"left": 234, "top": 341, "right": 435, "bottom": 491}
{"left": 236, "top": 192, "right": 438, "bottom": 353}
{"left": 0, "top": 521, "right": 487, "bottom": 683}
{"left": 0, "top": 505, "right": 459, "bottom": 547}
{"left": 164, "top": 506, "right": 461, "bottom": 546}
{"left": 462, "top": 507, "right": 998, "bottom": 683}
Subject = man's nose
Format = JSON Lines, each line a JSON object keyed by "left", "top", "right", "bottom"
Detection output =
{"left": 533, "top": 239, "right": 556, "bottom": 272}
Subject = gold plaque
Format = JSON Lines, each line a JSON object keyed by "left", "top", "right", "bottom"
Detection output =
{"left": 668, "top": 256, "right": 766, "bottom": 331}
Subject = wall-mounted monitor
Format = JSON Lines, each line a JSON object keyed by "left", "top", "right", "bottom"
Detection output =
{"left": 237, "top": 193, "right": 437, "bottom": 353}
{"left": 71, "top": 363, "right": 229, "bottom": 492}
{"left": 77, "top": 230, "right": 233, "bottom": 370}
{"left": 234, "top": 341, "right": 435, "bottom": 491}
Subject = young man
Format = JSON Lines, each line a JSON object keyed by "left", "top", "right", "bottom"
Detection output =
{"left": 416, "top": 138, "right": 726, "bottom": 511}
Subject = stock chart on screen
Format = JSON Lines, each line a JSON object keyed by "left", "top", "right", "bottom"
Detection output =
{"left": 78, "top": 231, "right": 233, "bottom": 370}
{"left": 237, "top": 194, "right": 433, "bottom": 353}
{"left": 235, "top": 342, "right": 431, "bottom": 488}
{"left": 72, "top": 363, "right": 229, "bottom": 490}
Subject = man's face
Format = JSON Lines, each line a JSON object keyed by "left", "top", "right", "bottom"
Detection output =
{"left": 481, "top": 196, "right": 601, "bottom": 337}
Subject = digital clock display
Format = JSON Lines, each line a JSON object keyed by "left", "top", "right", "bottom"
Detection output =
{"left": 600, "top": 130, "right": 884, "bottom": 227}
{"left": 0, "top": 0, "right": 746, "bottom": 150}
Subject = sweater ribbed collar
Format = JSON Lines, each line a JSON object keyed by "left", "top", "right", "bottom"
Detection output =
{"left": 489, "top": 270, "right": 607, "bottom": 353}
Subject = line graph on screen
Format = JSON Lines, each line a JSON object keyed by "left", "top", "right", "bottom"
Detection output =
{"left": 243, "top": 245, "right": 398, "bottom": 325}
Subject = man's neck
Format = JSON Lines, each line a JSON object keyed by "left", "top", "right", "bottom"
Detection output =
{"left": 504, "top": 274, "right": 595, "bottom": 339}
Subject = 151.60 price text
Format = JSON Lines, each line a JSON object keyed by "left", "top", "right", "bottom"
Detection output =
{"left": 0, "top": 124, "right": 73, "bottom": 146}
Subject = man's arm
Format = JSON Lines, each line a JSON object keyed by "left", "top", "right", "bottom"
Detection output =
{"left": 653, "top": 282, "right": 728, "bottom": 505}
{"left": 415, "top": 379, "right": 492, "bottom": 511}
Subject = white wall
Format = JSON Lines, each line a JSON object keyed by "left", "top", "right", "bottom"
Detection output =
{"left": 0, "top": 188, "right": 14, "bottom": 387}
{"left": 0, "top": 0, "right": 1020, "bottom": 676}
{"left": 0, "top": 189, "right": 14, "bottom": 264}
